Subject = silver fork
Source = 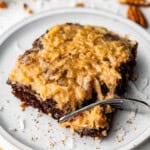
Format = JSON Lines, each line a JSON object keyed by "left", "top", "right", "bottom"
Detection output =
{"left": 58, "top": 98, "right": 150, "bottom": 123}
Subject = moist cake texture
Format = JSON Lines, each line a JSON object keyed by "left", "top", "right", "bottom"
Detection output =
{"left": 7, "top": 23, "right": 137, "bottom": 138}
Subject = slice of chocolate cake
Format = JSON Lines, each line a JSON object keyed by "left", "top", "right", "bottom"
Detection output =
{"left": 7, "top": 23, "right": 137, "bottom": 138}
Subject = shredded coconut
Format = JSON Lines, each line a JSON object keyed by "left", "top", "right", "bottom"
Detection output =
{"left": 19, "top": 118, "right": 25, "bottom": 131}
{"left": 65, "top": 136, "right": 74, "bottom": 149}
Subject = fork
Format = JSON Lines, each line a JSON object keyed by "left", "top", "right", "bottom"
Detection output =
{"left": 58, "top": 98, "right": 150, "bottom": 123}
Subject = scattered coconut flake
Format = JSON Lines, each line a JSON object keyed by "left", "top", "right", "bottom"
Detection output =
{"left": 125, "top": 109, "right": 138, "bottom": 125}
{"left": 128, "top": 108, "right": 138, "bottom": 120}
{"left": 65, "top": 136, "right": 74, "bottom": 149}
{"left": 61, "top": 136, "right": 68, "bottom": 145}
{"left": 19, "top": 118, "right": 25, "bottom": 131}
{"left": 116, "top": 127, "right": 126, "bottom": 143}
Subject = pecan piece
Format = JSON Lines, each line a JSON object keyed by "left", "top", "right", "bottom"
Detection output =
{"left": 118, "top": 0, "right": 150, "bottom": 6}
{"left": 127, "top": 6, "right": 148, "bottom": 28}
{"left": 75, "top": 2, "right": 85, "bottom": 7}
{"left": 0, "top": 1, "right": 7, "bottom": 9}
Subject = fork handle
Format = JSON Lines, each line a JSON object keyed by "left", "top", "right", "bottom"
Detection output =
{"left": 58, "top": 99, "right": 123, "bottom": 123}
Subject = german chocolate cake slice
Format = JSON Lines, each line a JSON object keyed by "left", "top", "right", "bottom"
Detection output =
{"left": 7, "top": 23, "right": 137, "bottom": 138}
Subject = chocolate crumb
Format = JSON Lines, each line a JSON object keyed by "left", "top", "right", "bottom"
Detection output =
{"left": 126, "top": 119, "right": 133, "bottom": 124}
{"left": 23, "top": 3, "right": 28, "bottom": 10}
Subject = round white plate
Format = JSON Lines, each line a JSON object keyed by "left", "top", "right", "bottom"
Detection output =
{"left": 0, "top": 8, "right": 150, "bottom": 150}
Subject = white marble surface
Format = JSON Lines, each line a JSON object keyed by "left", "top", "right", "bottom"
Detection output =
{"left": 0, "top": 0, "right": 150, "bottom": 149}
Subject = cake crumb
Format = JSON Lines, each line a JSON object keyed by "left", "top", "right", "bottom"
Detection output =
{"left": 116, "top": 135, "right": 123, "bottom": 143}
{"left": 94, "top": 137, "right": 100, "bottom": 140}
{"left": 28, "top": 8, "right": 33, "bottom": 14}
{"left": 20, "top": 102, "right": 27, "bottom": 111}
{"left": 132, "top": 127, "right": 137, "bottom": 131}
{"left": 0, "top": 1, "right": 7, "bottom": 9}
{"left": 22, "top": 3, "right": 33, "bottom": 15}
{"left": 30, "top": 136, "right": 38, "bottom": 142}
{"left": 48, "top": 113, "right": 52, "bottom": 117}
{"left": 48, "top": 122, "right": 52, "bottom": 127}
{"left": 33, "top": 118, "right": 39, "bottom": 124}
{"left": 75, "top": 2, "right": 85, "bottom": 7}
{"left": 101, "top": 130, "right": 107, "bottom": 137}
{"left": 126, "top": 119, "right": 133, "bottom": 124}
{"left": 131, "top": 74, "right": 138, "bottom": 81}
{"left": 61, "top": 136, "right": 68, "bottom": 145}
{"left": 49, "top": 141, "right": 56, "bottom": 148}
{"left": 115, "top": 127, "right": 126, "bottom": 143}
{"left": 37, "top": 113, "right": 43, "bottom": 118}
{"left": 23, "top": 3, "right": 28, "bottom": 10}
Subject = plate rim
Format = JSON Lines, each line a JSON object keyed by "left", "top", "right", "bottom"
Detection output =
{"left": 0, "top": 7, "right": 150, "bottom": 150}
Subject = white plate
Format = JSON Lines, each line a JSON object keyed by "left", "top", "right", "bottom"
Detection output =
{"left": 0, "top": 8, "right": 150, "bottom": 150}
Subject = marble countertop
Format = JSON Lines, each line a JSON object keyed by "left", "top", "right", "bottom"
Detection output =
{"left": 0, "top": 0, "right": 150, "bottom": 150}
